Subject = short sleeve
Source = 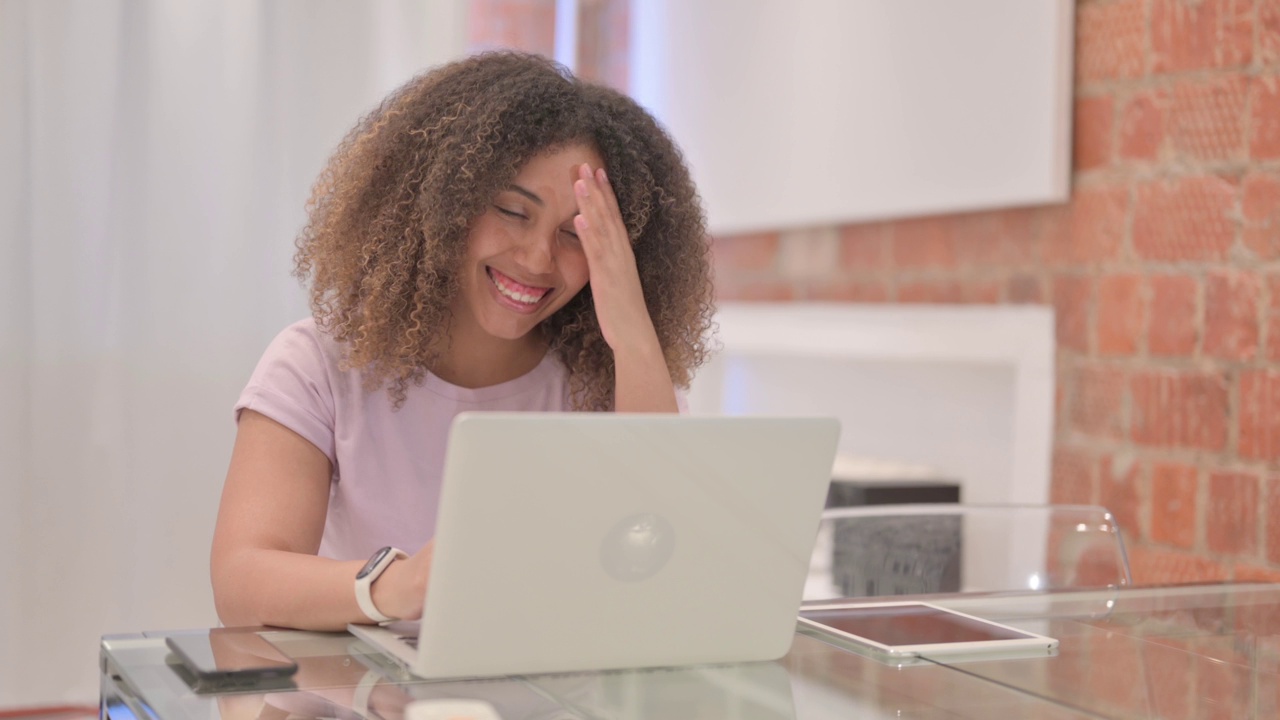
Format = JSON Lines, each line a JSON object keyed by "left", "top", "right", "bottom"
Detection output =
{"left": 234, "top": 319, "right": 339, "bottom": 466}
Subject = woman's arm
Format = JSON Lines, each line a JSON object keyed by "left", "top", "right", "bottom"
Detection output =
{"left": 571, "top": 163, "right": 679, "bottom": 413}
{"left": 211, "top": 410, "right": 431, "bottom": 630}
{"left": 611, "top": 334, "right": 679, "bottom": 413}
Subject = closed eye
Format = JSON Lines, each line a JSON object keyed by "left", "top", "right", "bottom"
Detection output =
{"left": 560, "top": 228, "right": 580, "bottom": 244}
{"left": 494, "top": 206, "right": 528, "bottom": 220}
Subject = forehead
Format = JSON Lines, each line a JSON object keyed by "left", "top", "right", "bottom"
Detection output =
{"left": 512, "top": 143, "right": 605, "bottom": 186}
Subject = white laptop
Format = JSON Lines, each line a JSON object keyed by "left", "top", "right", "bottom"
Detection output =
{"left": 349, "top": 412, "right": 840, "bottom": 680}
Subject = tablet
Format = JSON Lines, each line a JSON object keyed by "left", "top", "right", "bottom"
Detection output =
{"left": 798, "top": 601, "right": 1058, "bottom": 658}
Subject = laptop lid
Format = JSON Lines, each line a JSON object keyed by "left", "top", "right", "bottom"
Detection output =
{"left": 413, "top": 412, "right": 840, "bottom": 679}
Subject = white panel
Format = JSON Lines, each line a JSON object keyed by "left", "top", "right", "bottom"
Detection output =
{"left": 687, "top": 303, "right": 1056, "bottom": 505}
{"left": 720, "top": 355, "right": 1017, "bottom": 502}
{"left": 630, "top": 0, "right": 1074, "bottom": 235}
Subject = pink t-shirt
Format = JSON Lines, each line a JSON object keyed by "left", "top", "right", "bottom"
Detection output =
{"left": 234, "top": 318, "right": 575, "bottom": 562}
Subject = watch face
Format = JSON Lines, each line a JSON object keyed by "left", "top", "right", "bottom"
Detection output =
{"left": 357, "top": 546, "right": 393, "bottom": 579}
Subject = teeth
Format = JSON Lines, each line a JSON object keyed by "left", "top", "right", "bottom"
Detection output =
{"left": 490, "top": 270, "right": 547, "bottom": 305}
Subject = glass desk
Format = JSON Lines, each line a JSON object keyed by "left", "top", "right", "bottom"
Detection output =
{"left": 101, "top": 583, "right": 1280, "bottom": 720}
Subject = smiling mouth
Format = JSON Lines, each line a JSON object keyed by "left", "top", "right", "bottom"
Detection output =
{"left": 487, "top": 267, "right": 551, "bottom": 308}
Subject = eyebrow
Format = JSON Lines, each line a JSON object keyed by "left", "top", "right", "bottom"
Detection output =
{"left": 507, "top": 184, "right": 544, "bottom": 207}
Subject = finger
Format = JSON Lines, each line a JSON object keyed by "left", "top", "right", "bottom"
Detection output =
{"left": 594, "top": 167, "right": 624, "bottom": 223}
{"left": 575, "top": 164, "right": 622, "bottom": 239}
{"left": 574, "top": 176, "right": 609, "bottom": 256}
{"left": 574, "top": 164, "right": 608, "bottom": 231}
{"left": 573, "top": 212, "right": 602, "bottom": 264}
{"left": 578, "top": 163, "right": 622, "bottom": 234}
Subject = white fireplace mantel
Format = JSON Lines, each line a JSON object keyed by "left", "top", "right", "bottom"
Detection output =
{"left": 687, "top": 303, "right": 1056, "bottom": 505}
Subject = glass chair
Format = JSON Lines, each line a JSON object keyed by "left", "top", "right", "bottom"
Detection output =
{"left": 804, "top": 504, "right": 1132, "bottom": 602}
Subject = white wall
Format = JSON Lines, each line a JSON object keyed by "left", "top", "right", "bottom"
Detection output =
{"left": 630, "top": 0, "right": 1075, "bottom": 235}
{"left": 0, "top": 2, "right": 30, "bottom": 702}
{"left": 1, "top": 1, "right": 467, "bottom": 705}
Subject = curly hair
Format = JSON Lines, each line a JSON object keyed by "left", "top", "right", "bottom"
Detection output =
{"left": 294, "top": 51, "right": 715, "bottom": 410}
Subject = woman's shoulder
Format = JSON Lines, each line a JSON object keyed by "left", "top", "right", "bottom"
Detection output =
{"left": 263, "top": 316, "right": 344, "bottom": 368}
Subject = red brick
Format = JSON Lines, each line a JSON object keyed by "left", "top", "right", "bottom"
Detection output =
{"left": 1242, "top": 172, "right": 1280, "bottom": 260}
{"left": 1042, "top": 186, "right": 1128, "bottom": 265}
{"left": 897, "top": 280, "right": 962, "bottom": 304}
{"left": 947, "top": 214, "right": 1014, "bottom": 267}
{"left": 713, "top": 279, "right": 794, "bottom": 302}
{"left": 1056, "top": 365, "right": 1067, "bottom": 424}
{"left": 1262, "top": 1, "right": 1280, "bottom": 64}
{"left": 1008, "top": 274, "right": 1045, "bottom": 304}
{"left": 1268, "top": 480, "right": 1280, "bottom": 563}
{"left": 1247, "top": 175, "right": 1280, "bottom": 227}
{"left": 1206, "top": 471, "right": 1258, "bottom": 555}
{"left": 960, "top": 280, "right": 1002, "bottom": 304}
{"left": 1133, "top": 176, "right": 1238, "bottom": 262}
{"left": 1143, "top": 640, "right": 1196, "bottom": 720}
{"left": 890, "top": 217, "right": 956, "bottom": 269}
{"left": 1235, "top": 564, "right": 1280, "bottom": 583}
{"left": 468, "top": 0, "right": 558, "bottom": 56}
{"left": 1053, "top": 275, "right": 1094, "bottom": 352}
{"left": 1077, "top": 0, "right": 1148, "bottom": 83}
{"left": 1119, "top": 90, "right": 1168, "bottom": 162}
{"left": 1129, "top": 545, "right": 1228, "bottom": 584}
{"left": 1150, "top": 463, "right": 1199, "bottom": 550}
{"left": 1239, "top": 370, "right": 1280, "bottom": 461}
{"left": 1250, "top": 76, "right": 1280, "bottom": 160}
{"left": 1196, "top": 647, "right": 1254, "bottom": 719}
{"left": 1268, "top": 276, "right": 1280, "bottom": 363}
{"left": 993, "top": 208, "right": 1042, "bottom": 266}
{"left": 1100, "top": 455, "right": 1144, "bottom": 542}
{"left": 710, "top": 232, "right": 779, "bottom": 272}
{"left": 576, "top": 0, "right": 629, "bottom": 88}
{"left": 838, "top": 223, "right": 888, "bottom": 272}
{"left": 1097, "top": 274, "right": 1145, "bottom": 356}
{"left": 1168, "top": 76, "right": 1249, "bottom": 163}
{"left": 1131, "top": 371, "right": 1229, "bottom": 451}
{"left": 806, "top": 280, "right": 889, "bottom": 303}
{"left": 1228, "top": 607, "right": 1280, "bottom": 655}
{"left": 1008, "top": 271, "right": 1049, "bottom": 302}
{"left": 1203, "top": 271, "right": 1261, "bottom": 360}
{"left": 1085, "top": 635, "right": 1148, "bottom": 714}
{"left": 1074, "top": 95, "right": 1114, "bottom": 171}
{"left": 1150, "top": 0, "right": 1253, "bottom": 73}
{"left": 1148, "top": 275, "right": 1200, "bottom": 357}
{"left": 1070, "top": 365, "right": 1129, "bottom": 440}
{"left": 1052, "top": 445, "right": 1097, "bottom": 505}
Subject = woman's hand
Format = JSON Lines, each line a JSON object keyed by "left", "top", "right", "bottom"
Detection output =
{"left": 573, "top": 163, "right": 678, "bottom": 412}
{"left": 370, "top": 539, "right": 435, "bottom": 622}
{"left": 573, "top": 163, "right": 661, "bottom": 356}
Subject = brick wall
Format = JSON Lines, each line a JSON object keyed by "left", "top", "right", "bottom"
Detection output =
{"left": 469, "top": 0, "right": 558, "bottom": 56}
{"left": 484, "top": 0, "right": 1280, "bottom": 585}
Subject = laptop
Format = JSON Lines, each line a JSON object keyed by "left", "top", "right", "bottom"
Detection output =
{"left": 348, "top": 412, "right": 840, "bottom": 680}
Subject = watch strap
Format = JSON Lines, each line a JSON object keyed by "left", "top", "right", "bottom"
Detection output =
{"left": 351, "top": 669, "right": 381, "bottom": 720}
{"left": 355, "top": 547, "right": 408, "bottom": 623}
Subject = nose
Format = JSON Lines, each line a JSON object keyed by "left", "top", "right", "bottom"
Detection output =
{"left": 513, "top": 227, "right": 555, "bottom": 276}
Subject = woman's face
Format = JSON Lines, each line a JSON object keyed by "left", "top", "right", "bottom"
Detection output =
{"left": 452, "top": 143, "right": 601, "bottom": 344}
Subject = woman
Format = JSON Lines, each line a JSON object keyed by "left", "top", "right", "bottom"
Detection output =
{"left": 211, "top": 51, "right": 714, "bottom": 630}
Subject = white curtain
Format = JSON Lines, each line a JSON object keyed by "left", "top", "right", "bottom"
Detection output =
{"left": 0, "top": 0, "right": 467, "bottom": 704}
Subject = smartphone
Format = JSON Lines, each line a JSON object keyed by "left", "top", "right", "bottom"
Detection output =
{"left": 166, "top": 628, "right": 299, "bottom": 693}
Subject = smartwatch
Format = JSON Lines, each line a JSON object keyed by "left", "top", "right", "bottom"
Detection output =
{"left": 355, "top": 546, "right": 407, "bottom": 623}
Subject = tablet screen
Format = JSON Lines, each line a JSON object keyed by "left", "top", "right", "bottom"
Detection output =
{"left": 802, "top": 603, "right": 1038, "bottom": 647}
